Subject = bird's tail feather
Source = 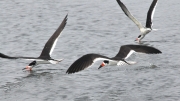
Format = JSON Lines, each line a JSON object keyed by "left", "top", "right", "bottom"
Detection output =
{"left": 152, "top": 28, "right": 159, "bottom": 31}
{"left": 126, "top": 61, "right": 137, "bottom": 65}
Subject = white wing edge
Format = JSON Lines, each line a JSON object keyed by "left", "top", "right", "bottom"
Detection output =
{"left": 23, "top": 59, "right": 44, "bottom": 61}
{"left": 93, "top": 57, "right": 111, "bottom": 63}
{"left": 49, "top": 36, "right": 59, "bottom": 56}
{"left": 124, "top": 50, "right": 136, "bottom": 59}
{"left": 150, "top": 0, "right": 158, "bottom": 22}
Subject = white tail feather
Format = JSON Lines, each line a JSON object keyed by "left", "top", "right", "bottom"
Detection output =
{"left": 152, "top": 28, "right": 159, "bottom": 31}
{"left": 49, "top": 59, "right": 64, "bottom": 64}
{"left": 126, "top": 61, "right": 137, "bottom": 65}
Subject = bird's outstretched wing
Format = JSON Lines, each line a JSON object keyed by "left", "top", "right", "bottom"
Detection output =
{"left": 66, "top": 54, "right": 110, "bottom": 74}
{"left": 146, "top": 0, "right": 158, "bottom": 28}
{"left": 39, "top": 14, "right": 68, "bottom": 59}
{"left": 116, "top": 0, "right": 144, "bottom": 30}
{"left": 114, "top": 44, "right": 162, "bottom": 59}
{"left": 0, "top": 53, "right": 39, "bottom": 60}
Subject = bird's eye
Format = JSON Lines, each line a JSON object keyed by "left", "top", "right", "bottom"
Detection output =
{"left": 104, "top": 60, "right": 109, "bottom": 64}
{"left": 138, "top": 35, "right": 141, "bottom": 38}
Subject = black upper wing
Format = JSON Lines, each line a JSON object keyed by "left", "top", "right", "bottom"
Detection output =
{"left": 116, "top": 0, "right": 144, "bottom": 30}
{"left": 39, "top": 14, "right": 68, "bottom": 59}
{"left": 66, "top": 54, "right": 110, "bottom": 74}
{"left": 0, "top": 53, "right": 39, "bottom": 60}
{"left": 0, "top": 53, "right": 18, "bottom": 59}
{"left": 114, "top": 44, "right": 162, "bottom": 59}
{"left": 146, "top": 0, "right": 158, "bottom": 28}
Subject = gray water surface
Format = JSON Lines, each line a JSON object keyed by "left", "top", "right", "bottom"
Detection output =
{"left": 0, "top": 0, "right": 180, "bottom": 101}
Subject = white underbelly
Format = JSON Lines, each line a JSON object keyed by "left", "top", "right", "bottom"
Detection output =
{"left": 109, "top": 60, "right": 118, "bottom": 66}
{"left": 109, "top": 60, "right": 127, "bottom": 66}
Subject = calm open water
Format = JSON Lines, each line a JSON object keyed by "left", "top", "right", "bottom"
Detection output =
{"left": 0, "top": 0, "right": 180, "bottom": 101}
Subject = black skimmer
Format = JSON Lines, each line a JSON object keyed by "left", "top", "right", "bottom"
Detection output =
{"left": 66, "top": 44, "right": 161, "bottom": 74}
{"left": 116, "top": 0, "right": 158, "bottom": 42}
{"left": 0, "top": 14, "right": 68, "bottom": 70}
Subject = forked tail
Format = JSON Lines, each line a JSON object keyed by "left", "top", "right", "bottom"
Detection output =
{"left": 152, "top": 28, "right": 159, "bottom": 31}
{"left": 49, "top": 59, "right": 64, "bottom": 64}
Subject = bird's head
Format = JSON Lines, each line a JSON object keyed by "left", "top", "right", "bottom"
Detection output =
{"left": 98, "top": 60, "right": 109, "bottom": 69}
{"left": 23, "top": 61, "right": 37, "bottom": 71}
{"left": 135, "top": 35, "right": 144, "bottom": 43}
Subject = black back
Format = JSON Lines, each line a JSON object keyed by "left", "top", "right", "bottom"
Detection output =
{"left": 39, "top": 14, "right": 68, "bottom": 59}
{"left": 146, "top": 0, "right": 158, "bottom": 28}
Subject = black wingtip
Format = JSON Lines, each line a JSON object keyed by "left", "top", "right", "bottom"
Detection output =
{"left": 116, "top": 0, "right": 122, "bottom": 3}
{"left": 116, "top": 0, "right": 124, "bottom": 8}
{"left": 66, "top": 72, "right": 73, "bottom": 74}
{"left": 66, "top": 68, "right": 75, "bottom": 74}
{"left": 66, "top": 70, "right": 76, "bottom": 74}
{"left": 157, "top": 50, "right": 162, "bottom": 54}
{"left": 65, "top": 13, "right": 68, "bottom": 19}
{"left": 63, "top": 13, "right": 68, "bottom": 24}
{"left": 66, "top": 66, "right": 83, "bottom": 74}
{"left": 66, "top": 70, "right": 71, "bottom": 74}
{"left": 0, "top": 52, "right": 17, "bottom": 59}
{"left": 64, "top": 14, "right": 68, "bottom": 25}
{"left": 151, "top": 47, "right": 162, "bottom": 54}
{"left": 66, "top": 65, "right": 78, "bottom": 74}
